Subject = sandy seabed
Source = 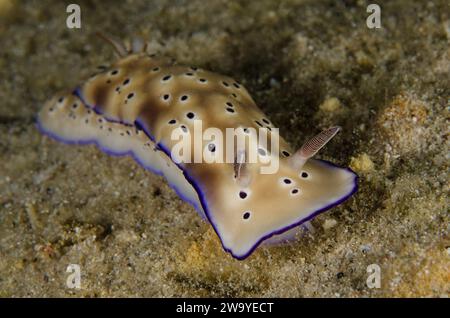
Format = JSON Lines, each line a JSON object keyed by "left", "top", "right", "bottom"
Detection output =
{"left": 0, "top": 0, "right": 448, "bottom": 297}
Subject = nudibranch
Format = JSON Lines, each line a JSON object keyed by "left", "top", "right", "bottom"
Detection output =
{"left": 37, "top": 35, "right": 357, "bottom": 259}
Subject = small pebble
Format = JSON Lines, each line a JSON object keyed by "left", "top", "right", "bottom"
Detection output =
{"left": 322, "top": 218, "right": 337, "bottom": 231}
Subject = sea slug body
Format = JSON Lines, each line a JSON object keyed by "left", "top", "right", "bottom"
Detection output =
{"left": 37, "top": 36, "right": 358, "bottom": 259}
